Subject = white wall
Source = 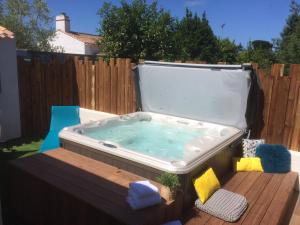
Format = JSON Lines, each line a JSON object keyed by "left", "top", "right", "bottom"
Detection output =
{"left": 0, "top": 37, "right": 21, "bottom": 142}
{"left": 50, "top": 31, "right": 85, "bottom": 54}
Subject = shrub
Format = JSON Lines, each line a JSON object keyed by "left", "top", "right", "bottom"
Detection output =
{"left": 157, "top": 172, "right": 181, "bottom": 190}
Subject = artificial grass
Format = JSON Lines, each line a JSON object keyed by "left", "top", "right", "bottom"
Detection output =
{"left": 0, "top": 137, "right": 42, "bottom": 160}
{"left": 0, "top": 137, "right": 43, "bottom": 196}
{"left": 0, "top": 137, "right": 43, "bottom": 225}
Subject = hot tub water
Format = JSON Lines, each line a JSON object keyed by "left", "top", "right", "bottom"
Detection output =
{"left": 84, "top": 120, "right": 205, "bottom": 161}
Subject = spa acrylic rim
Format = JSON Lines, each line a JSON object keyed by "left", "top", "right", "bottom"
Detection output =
{"left": 59, "top": 112, "right": 245, "bottom": 174}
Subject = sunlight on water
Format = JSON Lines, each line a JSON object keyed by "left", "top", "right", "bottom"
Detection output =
{"left": 85, "top": 120, "right": 204, "bottom": 161}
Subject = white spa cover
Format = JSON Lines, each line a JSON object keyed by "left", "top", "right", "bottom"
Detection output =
{"left": 136, "top": 61, "right": 252, "bottom": 130}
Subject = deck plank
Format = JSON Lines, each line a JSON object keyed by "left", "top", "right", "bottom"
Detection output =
{"left": 183, "top": 172, "right": 298, "bottom": 225}
{"left": 183, "top": 172, "right": 251, "bottom": 225}
{"left": 207, "top": 172, "right": 263, "bottom": 225}
{"left": 260, "top": 172, "right": 298, "bottom": 225}
{"left": 241, "top": 174, "right": 285, "bottom": 225}
{"left": 6, "top": 148, "right": 181, "bottom": 225}
{"left": 226, "top": 173, "right": 273, "bottom": 225}
{"left": 5, "top": 148, "right": 298, "bottom": 225}
{"left": 206, "top": 172, "right": 265, "bottom": 225}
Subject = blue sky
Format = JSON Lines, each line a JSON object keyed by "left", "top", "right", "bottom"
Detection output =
{"left": 47, "top": 0, "right": 291, "bottom": 46}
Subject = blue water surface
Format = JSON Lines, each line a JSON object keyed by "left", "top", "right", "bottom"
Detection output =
{"left": 85, "top": 120, "right": 203, "bottom": 161}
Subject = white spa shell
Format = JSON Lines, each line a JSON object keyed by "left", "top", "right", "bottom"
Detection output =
{"left": 60, "top": 112, "right": 244, "bottom": 174}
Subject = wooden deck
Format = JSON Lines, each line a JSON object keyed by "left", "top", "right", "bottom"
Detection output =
{"left": 286, "top": 190, "right": 300, "bottom": 225}
{"left": 3, "top": 148, "right": 182, "bottom": 225}
{"left": 182, "top": 171, "right": 298, "bottom": 225}
{"left": 2, "top": 148, "right": 298, "bottom": 225}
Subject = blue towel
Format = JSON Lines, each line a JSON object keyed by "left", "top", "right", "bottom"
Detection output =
{"left": 126, "top": 194, "right": 161, "bottom": 210}
{"left": 163, "top": 220, "right": 182, "bottom": 225}
{"left": 128, "top": 189, "right": 160, "bottom": 200}
{"left": 256, "top": 144, "right": 291, "bottom": 173}
{"left": 129, "top": 180, "right": 159, "bottom": 198}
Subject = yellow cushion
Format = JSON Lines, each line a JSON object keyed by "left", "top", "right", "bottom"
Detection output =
{"left": 193, "top": 168, "right": 221, "bottom": 203}
{"left": 233, "top": 157, "right": 264, "bottom": 172}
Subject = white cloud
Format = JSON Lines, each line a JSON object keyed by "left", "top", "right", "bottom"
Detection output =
{"left": 185, "top": 0, "right": 205, "bottom": 7}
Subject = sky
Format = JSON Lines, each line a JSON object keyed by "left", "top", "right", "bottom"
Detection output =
{"left": 47, "top": 0, "right": 292, "bottom": 46}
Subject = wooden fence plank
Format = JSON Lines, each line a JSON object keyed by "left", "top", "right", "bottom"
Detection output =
{"left": 15, "top": 56, "right": 300, "bottom": 150}
{"left": 116, "top": 59, "right": 125, "bottom": 115}
{"left": 124, "top": 59, "right": 131, "bottom": 114}
{"left": 267, "top": 76, "right": 291, "bottom": 144}
{"left": 290, "top": 88, "right": 300, "bottom": 150}
{"left": 284, "top": 65, "right": 300, "bottom": 149}
{"left": 17, "top": 58, "right": 32, "bottom": 136}
{"left": 78, "top": 58, "right": 86, "bottom": 108}
{"left": 54, "top": 57, "right": 62, "bottom": 106}
{"left": 85, "top": 57, "right": 91, "bottom": 109}
{"left": 44, "top": 59, "right": 53, "bottom": 132}
{"left": 103, "top": 60, "right": 111, "bottom": 112}
{"left": 64, "top": 57, "right": 74, "bottom": 105}
{"left": 94, "top": 60, "right": 100, "bottom": 111}
{"left": 266, "top": 64, "right": 290, "bottom": 144}
{"left": 39, "top": 58, "right": 47, "bottom": 134}
{"left": 98, "top": 59, "right": 105, "bottom": 112}
{"left": 256, "top": 69, "right": 273, "bottom": 140}
{"left": 32, "top": 58, "right": 41, "bottom": 135}
{"left": 130, "top": 63, "right": 137, "bottom": 112}
{"left": 110, "top": 59, "right": 118, "bottom": 114}
{"left": 120, "top": 59, "right": 126, "bottom": 115}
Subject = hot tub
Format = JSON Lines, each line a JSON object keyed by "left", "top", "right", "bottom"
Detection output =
{"left": 60, "top": 61, "right": 256, "bottom": 207}
{"left": 60, "top": 112, "right": 243, "bottom": 174}
{"left": 60, "top": 111, "right": 244, "bottom": 207}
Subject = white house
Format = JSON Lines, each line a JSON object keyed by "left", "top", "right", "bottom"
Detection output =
{"left": 50, "top": 13, "right": 101, "bottom": 55}
{"left": 0, "top": 26, "right": 21, "bottom": 142}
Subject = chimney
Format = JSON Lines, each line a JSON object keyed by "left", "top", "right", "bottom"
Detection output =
{"left": 56, "top": 13, "right": 70, "bottom": 32}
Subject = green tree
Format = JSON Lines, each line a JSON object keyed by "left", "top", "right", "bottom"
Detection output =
{"left": 217, "top": 38, "right": 242, "bottom": 63}
{"left": 174, "top": 9, "right": 220, "bottom": 62}
{"left": 276, "top": 0, "right": 300, "bottom": 63}
{"left": 98, "top": 0, "right": 176, "bottom": 61}
{"left": 0, "top": 0, "right": 55, "bottom": 51}
{"left": 237, "top": 40, "right": 276, "bottom": 69}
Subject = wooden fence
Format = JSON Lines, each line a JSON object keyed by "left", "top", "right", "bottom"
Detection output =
{"left": 17, "top": 55, "right": 300, "bottom": 151}
{"left": 256, "top": 64, "right": 300, "bottom": 151}
{"left": 17, "top": 56, "right": 136, "bottom": 137}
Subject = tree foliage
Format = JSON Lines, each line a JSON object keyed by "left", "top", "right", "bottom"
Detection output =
{"left": 237, "top": 40, "right": 276, "bottom": 69}
{"left": 0, "top": 0, "right": 55, "bottom": 51}
{"left": 98, "top": 2, "right": 222, "bottom": 63}
{"left": 276, "top": 0, "right": 300, "bottom": 64}
{"left": 174, "top": 9, "right": 220, "bottom": 63}
{"left": 217, "top": 38, "right": 242, "bottom": 64}
{"left": 98, "top": 0, "right": 300, "bottom": 65}
{"left": 98, "top": 0, "right": 176, "bottom": 61}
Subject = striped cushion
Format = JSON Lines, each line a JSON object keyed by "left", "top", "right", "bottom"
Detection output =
{"left": 195, "top": 189, "right": 248, "bottom": 222}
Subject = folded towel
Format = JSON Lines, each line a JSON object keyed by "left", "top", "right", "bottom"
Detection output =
{"left": 128, "top": 189, "right": 160, "bottom": 200}
{"left": 129, "top": 180, "right": 159, "bottom": 199}
{"left": 127, "top": 193, "right": 161, "bottom": 210}
{"left": 163, "top": 220, "right": 182, "bottom": 225}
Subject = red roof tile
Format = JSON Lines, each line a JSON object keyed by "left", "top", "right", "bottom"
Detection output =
{"left": 59, "top": 30, "right": 101, "bottom": 45}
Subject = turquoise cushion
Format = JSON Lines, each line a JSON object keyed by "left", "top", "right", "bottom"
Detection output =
{"left": 39, "top": 106, "right": 80, "bottom": 152}
{"left": 40, "top": 131, "right": 60, "bottom": 152}
{"left": 256, "top": 144, "right": 291, "bottom": 173}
